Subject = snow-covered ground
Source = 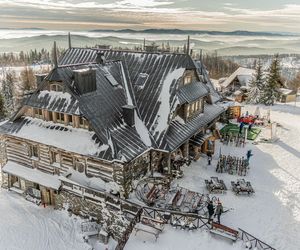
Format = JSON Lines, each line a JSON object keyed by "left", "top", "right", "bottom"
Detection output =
{"left": 1, "top": 103, "right": 300, "bottom": 250}
{"left": 126, "top": 103, "right": 300, "bottom": 250}
{"left": 0, "top": 190, "right": 90, "bottom": 250}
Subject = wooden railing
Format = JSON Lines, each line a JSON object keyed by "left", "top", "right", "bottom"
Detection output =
{"left": 238, "top": 228, "right": 276, "bottom": 250}
{"left": 141, "top": 207, "right": 211, "bottom": 230}
{"left": 115, "top": 208, "right": 143, "bottom": 250}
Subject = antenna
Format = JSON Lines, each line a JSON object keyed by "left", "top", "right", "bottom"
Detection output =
{"left": 53, "top": 41, "right": 58, "bottom": 69}
{"left": 68, "top": 32, "right": 72, "bottom": 49}
{"left": 187, "top": 35, "right": 190, "bottom": 55}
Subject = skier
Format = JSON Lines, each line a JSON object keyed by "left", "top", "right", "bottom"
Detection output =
{"left": 214, "top": 201, "right": 223, "bottom": 224}
{"left": 207, "top": 151, "right": 212, "bottom": 165}
{"left": 207, "top": 200, "right": 214, "bottom": 224}
{"left": 246, "top": 150, "right": 253, "bottom": 163}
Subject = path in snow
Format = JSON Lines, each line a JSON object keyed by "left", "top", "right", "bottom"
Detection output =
{"left": 0, "top": 190, "right": 90, "bottom": 250}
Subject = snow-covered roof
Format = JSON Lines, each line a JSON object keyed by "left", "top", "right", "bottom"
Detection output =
{"left": 222, "top": 67, "right": 255, "bottom": 88}
{"left": 210, "top": 79, "right": 221, "bottom": 90}
{"left": 60, "top": 168, "right": 119, "bottom": 193}
{"left": 1, "top": 117, "right": 105, "bottom": 156}
{"left": 2, "top": 48, "right": 225, "bottom": 163}
{"left": 279, "top": 88, "right": 295, "bottom": 95}
{"left": 2, "top": 161, "right": 61, "bottom": 190}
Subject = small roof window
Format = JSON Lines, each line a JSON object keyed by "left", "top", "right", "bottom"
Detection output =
{"left": 104, "top": 72, "right": 119, "bottom": 87}
{"left": 135, "top": 73, "right": 149, "bottom": 87}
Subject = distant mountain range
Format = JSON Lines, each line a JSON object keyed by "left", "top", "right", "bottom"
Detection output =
{"left": 89, "top": 29, "right": 297, "bottom": 36}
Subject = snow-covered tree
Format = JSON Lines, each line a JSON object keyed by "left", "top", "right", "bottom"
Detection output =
{"left": 261, "top": 54, "right": 282, "bottom": 106}
{"left": 247, "top": 59, "right": 264, "bottom": 104}
{"left": 0, "top": 93, "right": 5, "bottom": 118}
{"left": 2, "top": 70, "right": 16, "bottom": 115}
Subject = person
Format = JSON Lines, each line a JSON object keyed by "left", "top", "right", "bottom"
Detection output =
{"left": 207, "top": 200, "right": 214, "bottom": 224}
{"left": 239, "top": 122, "right": 244, "bottom": 134}
{"left": 214, "top": 202, "right": 223, "bottom": 224}
{"left": 207, "top": 151, "right": 212, "bottom": 165}
{"left": 246, "top": 150, "right": 253, "bottom": 163}
{"left": 248, "top": 123, "right": 253, "bottom": 132}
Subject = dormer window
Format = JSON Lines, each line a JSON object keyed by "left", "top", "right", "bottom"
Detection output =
{"left": 185, "top": 99, "right": 204, "bottom": 119}
{"left": 50, "top": 83, "right": 63, "bottom": 92}
{"left": 184, "top": 76, "right": 192, "bottom": 85}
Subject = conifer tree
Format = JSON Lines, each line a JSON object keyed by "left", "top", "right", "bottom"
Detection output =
{"left": 2, "top": 70, "right": 16, "bottom": 114}
{"left": 261, "top": 54, "right": 282, "bottom": 106}
{"left": 247, "top": 59, "right": 264, "bottom": 104}
{"left": 0, "top": 93, "right": 5, "bottom": 119}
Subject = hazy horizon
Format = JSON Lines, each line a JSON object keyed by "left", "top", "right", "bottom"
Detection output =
{"left": 0, "top": 1, "right": 299, "bottom": 32}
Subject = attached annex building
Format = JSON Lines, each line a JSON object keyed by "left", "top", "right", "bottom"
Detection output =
{"left": 0, "top": 44, "right": 224, "bottom": 206}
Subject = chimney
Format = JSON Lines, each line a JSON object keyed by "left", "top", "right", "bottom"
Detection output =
{"left": 53, "top": 41, "right": 58, "bottom": 69}
{"left": 96, "top": 52, "right": 106, "bottom": 65}
{"left": 68, "top": 32, "right": 72, "bottom": 49}
{"left": 187, "top": 35, "right": 190, "bottom": 55}
{"left": 122, "top": 105, "right": 135, "bottom": 127}
{"left": 73, "top": 67, "right": 97, "bottom": 94}
{"left": 35, "top": 73, "right": 47, "bottom": 86}
{"left": 143, "top": 38, "right": 146, "bottom": 50}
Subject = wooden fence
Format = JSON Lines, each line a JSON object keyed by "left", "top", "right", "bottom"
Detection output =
{"left": 115, "top": 208, "right": 142, "bottom": 250}
{"left": 238, "top": 228, "right": 276, "bottom": 250}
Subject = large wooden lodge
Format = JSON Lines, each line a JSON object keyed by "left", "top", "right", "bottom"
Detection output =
{"left": 0, "top": 38, "right": 224, "bottom": 207}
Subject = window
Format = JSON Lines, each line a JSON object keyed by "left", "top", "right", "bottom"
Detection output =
{"left": 29, "top": 145, "right": 39, "bottom": 158}
{"left": 51, "top": 151, "right": 60, "bottom": 165}
{"left": 104, "top": 72, "right": 119, "bottom": 87}
{"left": 184, "top": 76, "right": 192, "bottom": 85}
{"left": 79, "top": 117, "right": 89, "bottom": 129}
{"left": 75, "top": 158, "right": 85, "bottom": 173}
{"left": 56, "top": 113, "right": 65, "bottom": 124}
{"left": 68, "top": 115, "right": 73, "bottom": 126}
{"left": 135, "top": 73, "right": 149, "bottom": 87}
{"left": 50, "top": 84, "right": 63, "bottom": 92}
{"left": 34, "top": 108, "right": 42, "bottom": 119}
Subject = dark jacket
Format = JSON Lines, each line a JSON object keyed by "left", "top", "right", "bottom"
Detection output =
{"left": 215, "top": 204, "right": 223, "bottom": 215}
{"left": 207, "top": 203, "right": 214, "bottom": 216}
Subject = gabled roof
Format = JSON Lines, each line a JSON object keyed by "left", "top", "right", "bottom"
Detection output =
{"left": 222, "top": 67, "right": 255, "bottom": 88}
{"left": 194, "top": 60, "right": 222, "bottom": 103}
{"left": 1, "top": 48, "right": 225, "bottom": 163}
{"left": 160, "top": 104, "right": 224, "bottom": 151}
{"left": 177, "top": 81, "right": 209, "bottom": 104}
{"left": 59, "top": 48, "right": 198, "bottom": 148}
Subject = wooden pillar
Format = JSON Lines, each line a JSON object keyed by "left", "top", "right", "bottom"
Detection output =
{"left": 182, "top": 141, "right": 189, "bottom": 158}
{"left": 167, "top": 153, "right": 171, "bottom": 174}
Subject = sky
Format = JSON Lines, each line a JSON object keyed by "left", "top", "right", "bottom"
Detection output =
{"left": 0, "top": 0, "right": 300, "bottom": 32}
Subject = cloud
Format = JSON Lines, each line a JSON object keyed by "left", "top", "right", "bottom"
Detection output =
{"left": 0, "top": 1, "right": 299, "bottom": 32}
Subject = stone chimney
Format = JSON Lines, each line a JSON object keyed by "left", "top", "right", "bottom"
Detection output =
{"left": 96, "top": 52, "right": 106, "bottom": 65}
{"left": 73, "top": 67, "right": 97, "bottom": 94}
{"left": 35, "top": 73, "right": 47, "bottom": 86}
{"left": 122, "top": 105, "right": 135, "bottom": 127}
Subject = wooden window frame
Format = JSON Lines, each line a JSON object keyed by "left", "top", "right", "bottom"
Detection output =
{"left": 184, "top": 75, "right": 192, "bottom": 85}
{"left": 50, "top": 83, "right": 63, "bottom": 92}
{"left": 29, "top": 144, "right": 39, "bottom": 159}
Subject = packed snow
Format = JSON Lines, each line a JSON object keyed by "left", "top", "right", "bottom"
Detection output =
{"left": 3, "top": 161, "right": 60, "bottom": 190}
{"left": 0, "top": 190, "right": 90, "bottom": 250}
{"left": 154, "top": 68, "right": 185, "bottom": 134}
{"left": 11, "top": 117, "right": 103, "bottom": 156}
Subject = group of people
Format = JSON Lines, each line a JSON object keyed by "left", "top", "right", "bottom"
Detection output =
{"left": 207, "top": 200, "right": 223, "bottom": 224}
